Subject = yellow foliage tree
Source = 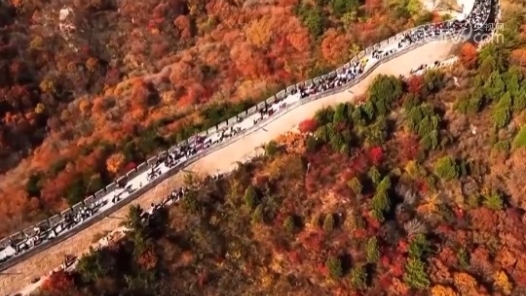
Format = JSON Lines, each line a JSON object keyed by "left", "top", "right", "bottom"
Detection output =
{"left": 417, "top": 194, "right": 441, "bottom": 215}
{"left": 453, "top": 272, "right": 478, "bottom": 295}
{"left": 106, "top": 153, "right": 126, "bottom": 175}
{"left": 493, "top": 270, "right": 513, "bottom": 295}
{"left": 406, "top": 0, "right": 423, "bottom": 16}
{"left": 30, "top": 36, "right": 43, "bottom": 49}
{"left": 244, "top": 17, "right": 272, "bottom": 48}
{"left": 276, "top": 132, "right": 306, "bottom": 155}
{"left": 34, "top": 103, "right": 45, "bottom": 114}
{"left": 39, "top": 78, "right": 56, "bottom": 94}
{"left": 404, "top": 160, "right": 420, "bottom": 178}
{"left": 431, "top": 285, "right": 459, "bottom": 296}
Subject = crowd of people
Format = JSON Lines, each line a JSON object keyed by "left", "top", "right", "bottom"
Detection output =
{"left": 0, "top": 203, "right": 101, "bottom": 267}
{"left": 294, "top": 59, "right": 368, "bottom": 99}
{"left": 146, "top": 166, "right": 163, "bottom": 182}
{"left": 253, "top": 106, "right": 278, "bottom": 125}
{"left": 403, "top": 0, "right": 493, "bottom": 45}
{"left": 290, "top": 0, "right": 494, "bottom": 102}
{"left": 0, "top": 0, "right": 495, "bottom": 273}
{"left": 200, "top": 126, "right": 245, "bottom": 149}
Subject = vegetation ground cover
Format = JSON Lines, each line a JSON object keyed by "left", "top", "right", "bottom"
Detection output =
{"left": 0, "top": 0, "right": 442, "bottom": 237}
{"left": 34, "top": 4, "right": 526, "bottom": 295}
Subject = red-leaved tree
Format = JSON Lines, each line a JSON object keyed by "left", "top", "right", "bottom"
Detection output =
{"left": 299, "top": 118, "right": 318, "bottom": 133}
{"left": 459, "top": 42, "right": 478, "bottom": 69}
{"left": 123, "top": 162, "right": 137, "bottom": 172}
{"left": 41, "top": 270, "right": 75, "bottom": 294}
{"left": 368, "top": 146, "right": 383, "bottom": 166}
{"left": 398, "top": 134, "right": 419, "bottom": 162}
{"left": 407, "top": 76, "right": 424, "bottom": 95}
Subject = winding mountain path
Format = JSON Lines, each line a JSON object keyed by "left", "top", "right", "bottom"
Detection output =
{"left": 0, "top": 40, "right": 457, "bottom": 296}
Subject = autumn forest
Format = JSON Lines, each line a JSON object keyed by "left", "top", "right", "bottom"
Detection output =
{"left": 30, "top": 0, "right": 526, "bottom": 294}
{"left": 0, "top": 0, "right": 437, "bottom": 236}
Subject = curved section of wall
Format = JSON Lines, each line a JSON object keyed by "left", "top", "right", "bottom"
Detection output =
{"left": 0, "top": 0, "right": 497, "bottom": 273}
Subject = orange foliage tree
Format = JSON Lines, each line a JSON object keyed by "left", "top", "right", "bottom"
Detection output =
{"left": 431, "top": 285, "right": 459, "bottom": 296}
{"left": 510, "top": 49, "right": 526, "bottom": 69}
{"left": 431, "top": 12, "right": 443, "bottom": 23}
{"left": 0, "top": 0, "right": 423, "bottom": 239}
{"left": 321, "top": 29, "right": 348, "bottom": 65}
{"left": 78, "top": 99, "right": 91, "bottom": 116}
{"left": 453, "top": 272, "right": 479, "bottom": 295}
{"left": 287, "top": 29, "right": 311, "bottom": 53}
{"left": 174, "top": 15, "right": 192, "bottom": 40}
{"left": 137, "top": 246, "right": 159, "bottom": 270}
{"left": 106, "top": 153, "right": 126, "bottom": 175}
{"left": 389, "top": 277, "right": 409, "bottom": 295}
{"left": 458, "top": 42, "right": 478, "bottom": 69}
{"left": 364, "top": 0, "right": 382, "bottom": 14}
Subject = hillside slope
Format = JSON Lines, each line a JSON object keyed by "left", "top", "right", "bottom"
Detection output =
{"left": 0, "top": 0, "right": 439, "bottom": 237}
{"left": 0, "top": 37, "right": 458, "bottom": 296}
{"left": 32, "top": 4, "right": 526, "bottom": 296}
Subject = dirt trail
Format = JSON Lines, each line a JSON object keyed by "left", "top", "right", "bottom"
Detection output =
{"left": 0, "top": 41, "right": 455, "bottom": 296}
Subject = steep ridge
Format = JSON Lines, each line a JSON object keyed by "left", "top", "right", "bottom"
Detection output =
{"left": 0, "top": 0, "right": 499, "bottom": 293}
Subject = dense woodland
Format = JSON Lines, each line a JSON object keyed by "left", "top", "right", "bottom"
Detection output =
{"left": 0, "top": 0, "right": 437, "bottom": 236}
{"left": 33, "top": 3, "right": 526, "bottom": 295}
